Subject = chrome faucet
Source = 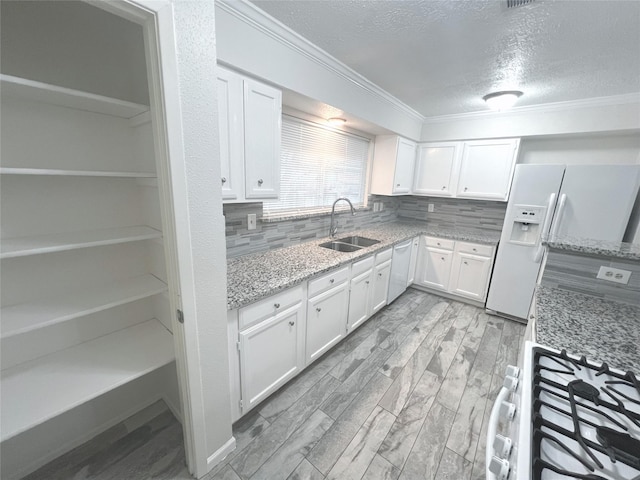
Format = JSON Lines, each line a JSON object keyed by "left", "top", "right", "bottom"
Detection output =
{"left": 330, "top": 197, "right": 356, "bottom": 237}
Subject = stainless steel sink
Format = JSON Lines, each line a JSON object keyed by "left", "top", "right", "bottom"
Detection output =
{"left": 336, "top": 236, "right": 380, "bottom": 248}
{"left": 318, "top": 241, "right": 363, "bottom": 252}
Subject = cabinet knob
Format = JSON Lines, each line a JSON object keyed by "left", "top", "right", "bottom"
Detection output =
{"left": 441, "top": 257, "right": 445, "bottom": 261}
{"left": 274, "top": 303, "right": 280, "bottom": 309}
{"left": 330, "top": 279, "right": 335, "bottom": 284}
{"left": 530, "top": 314, "right": 535, "bottom": 319}
{"left": 464, "top": 261, "right": 468, "bottom": 265}
{"left": 442, "top": 186, "right": 446, "bottom": 190}
{"left": 464, "top": 187, "right": 468, "bottom": 191}
{"left": 221, "top": 177, "right": 227, "bottom": 184}
{"left": 316, "top": 307, "right": 322, "bottom": 312}
{"left": 289, "top": 321, "right": 295, "bottom": 326}
{"left": 473, "top": 248, "right": 477, "bottom": 252}
{"left": 437, "top": 242, "right": 441, "bottom": 246}
{"left": 365, "top": 280, "right": 370, "bottom": 285}
{"left": 258, "top": 179, "right": 264, "bottom": 186}
{"left": 396, "top": 183, "right": 401, "bottom": 187}
{"left": 378, "top": 273, "right": 383, "bottom": 277}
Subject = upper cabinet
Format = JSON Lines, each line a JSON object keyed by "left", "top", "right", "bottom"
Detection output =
{"left": 456, "top": 138, "right": 520, "bottom": 201}
{"left": 413, "top": 142, "right": 461, "bottom": 196}
{"left": 216, "top": 66, "right": 282, "bottom": 202}
{"left": 370, "top": 135, "right": 417, "bottom": 195}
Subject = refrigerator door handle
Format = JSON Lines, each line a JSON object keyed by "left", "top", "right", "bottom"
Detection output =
{"left": 549, "top": 193, "right": 567, "bottom": 242}
{"left": 533, "top": 193, "right": 557, "bottom": 262}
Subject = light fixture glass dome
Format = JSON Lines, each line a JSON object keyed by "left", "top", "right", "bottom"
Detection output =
{"left": 327, "top": 117, "right": 347, "bottom": 125}
{"left": 483, "top": 91, "right": 523, "bottom": 111}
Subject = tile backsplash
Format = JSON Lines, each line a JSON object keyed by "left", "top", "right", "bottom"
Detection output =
{"left": 224, "top": 196, "right": 400, "bottom": 257}
{"left": 541, "top": 249, "right": 640, "bottom": 306}
{"left": 397, "top": 196, "right": 507, "bottom": 232}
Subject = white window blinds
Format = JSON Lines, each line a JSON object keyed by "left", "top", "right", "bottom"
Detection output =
{"left": 263, "top": 116, "right": 370, "bottom": 215}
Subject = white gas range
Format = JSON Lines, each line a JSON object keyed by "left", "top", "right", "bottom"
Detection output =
{"left": 487, "top": 341, "right": 640, "bottom": 480}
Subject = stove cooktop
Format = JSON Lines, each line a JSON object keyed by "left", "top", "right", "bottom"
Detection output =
{"left": 531, "top": 347, "right": 640, "bottom": 480}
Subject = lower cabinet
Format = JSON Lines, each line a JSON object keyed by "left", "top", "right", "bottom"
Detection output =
{"left": 238, "top": 298, "right": 305, "bottom": 412}
{"left": 347, "top": 268, "right": 374, "bottom": 332}
{"left": 372, "top": 259, "right": 392, "bottom": 313}
{"left": 306, "top": 281, "right": 349, "bottom": 363}
{"left": 415, "top": 236, "right": 495, "bottom": 303}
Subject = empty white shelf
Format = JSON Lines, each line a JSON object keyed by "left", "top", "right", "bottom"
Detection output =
{"left": 0, "top": 168, "right": 156, "bottom": 178}
{"left": 0, "top": 74, "right": 149, "bottom": 119}
{"left": 1, "top": 275, "right": 168, "bottom": 338}
{"left": 0, "top": 319, "right": 175, "bottom": 441}
{"left": 0, "top": 226, "right": 162, "bottom": 259}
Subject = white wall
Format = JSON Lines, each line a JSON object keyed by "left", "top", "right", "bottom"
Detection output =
{"left": 518, "top": 133, "right": 640, "bottom": 165}
{"left": 0, "top": 1, "right": 149, "bottom": 105}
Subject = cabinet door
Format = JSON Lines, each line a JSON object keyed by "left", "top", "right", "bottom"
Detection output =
{"left": 216, "top": 68, "right": 244, "bottom": 201}
{"left": 407, "top": 236, "right": 419, "bottom": 285}
{"left": 239, "top": 302, "right": 303, "bottom": 411}
{"left": 347, "top": 268, "right": 373, "bottom": 332}
{"left": 306, "top": 282, "right": 349, "bottom": 363}
{"left": 243, "top": 79, "right": 282, "bottom": 199}
{"left": 413, "top": 142, "right": 460, "bottom": 196}
{"left": 416, "top": 244, "right": 453, "bottom": 291}
{"left": 456, "top": 139, "right": 519, "bottom": 200}
{"left": 392, "top": 138, "right": 417, "bottom": 194}
{"left": 371, "top": 259, "right": 392, "bottom": 313}
{"left": 449, "top": 252, "right": 492, "bottom": 301}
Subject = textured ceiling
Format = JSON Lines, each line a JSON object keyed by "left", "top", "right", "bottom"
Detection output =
{"left": 250, "top": 0, "right": 640, "bottom": 118}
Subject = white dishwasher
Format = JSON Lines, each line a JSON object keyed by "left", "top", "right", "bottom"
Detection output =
{"left": 387, "top": 239, "right": 412, "bottom": 303}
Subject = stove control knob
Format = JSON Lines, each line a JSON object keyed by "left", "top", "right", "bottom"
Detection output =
{"left": 505, "top": 365, "right": 520, "bottom": 378}
{"left": 489, "top": 456, "right": 510, "bottom": 480}
{"left": 493, "top": 434, "right": 513, "bottom": 458}
{"left": 499, "top": 401, "right": 516, "bottom": 421}
{"left": 503, "top": 375, "right": 519, "bottom": 392}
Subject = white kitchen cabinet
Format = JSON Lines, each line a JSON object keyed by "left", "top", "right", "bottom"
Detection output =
{"left": 416, "top": 244, "right": 453, "bottom": 291}
{"left": 370, "top": 135, "right": 417, "bottom": 195}
{"left": 449, "top": 251, "right": 492, "bottom": 301}
{"left": 371, "top": 259, "right": 392, "bottom": 313}
{"left": 407, "top": 236, "right": 420, "bottom": 285}
{"left": 306, "top": 280, "right": 349, "bottom": 363}
{"left": 239, "top": 300, "right": 304, "bottom": 411}
{"left": 347, "top": 265, "right": 374, "bottom": 332}
{"left": 216, "top": 65, "right": 282, "bottom": 202}
{"left": 456, "top": 138, "right": 520, "bottom": 201}
{"left": 413, "top": 142, "right": 461, "bottom": 196}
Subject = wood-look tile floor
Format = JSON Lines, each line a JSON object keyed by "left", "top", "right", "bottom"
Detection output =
{"left": 25, "top": 289, "right": 525, "bottom": 480}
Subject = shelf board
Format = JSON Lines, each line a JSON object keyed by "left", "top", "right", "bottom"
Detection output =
{"left": 0, "top": 168, "right": 157, "bottom": 178}
{"left": 0, "top": 319, "right": 175, "bottom": 441}
{"left": 0, "top": 226, "right": 163, "bottom": 259}
{"left": 1, "top": 275, "right": 168, "bottom": 338}
{"left": 0, "top": 74, "right": 149, "bottom": 119}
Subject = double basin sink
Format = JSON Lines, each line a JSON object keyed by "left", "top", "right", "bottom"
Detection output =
{"left": 319, "top": 236, "right": 380, "bottom": 252}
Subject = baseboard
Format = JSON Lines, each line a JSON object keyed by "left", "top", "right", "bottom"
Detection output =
{"left": 206, "top": 436, "right": 236, "bottom": 473}
{"left": 162, "top": 393, "right": 184, "bottom": 425}
{"left": 410, "top": 285, "right": 485, "bottom": 308}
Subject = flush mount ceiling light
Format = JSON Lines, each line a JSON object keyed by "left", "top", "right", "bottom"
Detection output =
{"left": 327, "top": 117, "right": 347, "bottom": 125}
{"left": 483, "top": 91, "right": 523, "bottom": 111}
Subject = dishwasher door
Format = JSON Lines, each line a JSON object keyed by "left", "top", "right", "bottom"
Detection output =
{"left": 387, "top": 239, "right": 412, "bottom": 303}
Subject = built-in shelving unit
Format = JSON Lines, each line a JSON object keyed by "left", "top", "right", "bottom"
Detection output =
{"left": 0, "top": 168, "right": 156, "bottom": 178}
{"left": 1, "top": 274, "right": 168, "bottom": 338}
{"left": 0, "top": 74, "right": 149, "bottom": 119}
{"left": 0, "top": 319, "right": 175, "bottom": 441}
{"left": 0, "top": 226, "right": 162, "bottom": 259}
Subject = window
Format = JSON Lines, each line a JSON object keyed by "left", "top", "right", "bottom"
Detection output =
{"left": 263, "top": 116, "right": 370, "bottom": 216}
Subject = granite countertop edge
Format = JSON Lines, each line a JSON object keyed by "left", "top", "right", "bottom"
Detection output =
{"left": 535, "top": 284, "right": 640, "bottom": 371}
{"left": 227, "top": 222, "right": 500, "bottom": 310}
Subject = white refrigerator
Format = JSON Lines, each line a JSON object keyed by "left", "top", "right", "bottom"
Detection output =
{"left": 486, "top": 164, "right": 640, "bottom": 321}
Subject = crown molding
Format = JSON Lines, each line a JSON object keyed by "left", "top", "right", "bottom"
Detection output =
{"left": 422, "top": 92, "right": 640, "bottom": 125}
{"left": 216, "top": 0, "right": 425, "bottom": 123}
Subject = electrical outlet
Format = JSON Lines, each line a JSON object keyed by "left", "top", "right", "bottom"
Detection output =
{"left": 596, "top": 266, "right": 631, "bottom": 284}
{"left": 247, "top": 214, "right": 257, "bottom": 230}
{"left": 428, "top": 203, "right": 435, "bottom": 213}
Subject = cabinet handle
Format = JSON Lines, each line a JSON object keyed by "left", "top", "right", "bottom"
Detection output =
{"left": 258, "top": 179, "right": 264, "bottom": 186}
{"left": 274, "top": 303, "right": 280, "bottom": 309}
{"left": 221, "top": 177, "right": 227, "bottom": 184}
{"left": 330, "top": 278, "right": 335, "bottom": 284}
{"left": 316, "top": 307, "right": 322, "bottom": 312}
{"left": 289, "top": 321, "right": 295, "bottom": 326}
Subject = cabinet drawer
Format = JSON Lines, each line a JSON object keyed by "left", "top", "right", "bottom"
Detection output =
{"left": 456, "top": 241, "right": 493, "bottom": 257}
{"left": 308, "top": 266, "right": 350, "bottom": 298}
{"left": 239, "top": 285, "right": 304, "bottom": 331}
{"left": 424, "top": 236, "right": 454, "bottom": 250}
{"left": 351, "top": 255, "right": 374, "bottom": 277}
{"left": 375, "top": 248, "right": 393, "bottom": 265}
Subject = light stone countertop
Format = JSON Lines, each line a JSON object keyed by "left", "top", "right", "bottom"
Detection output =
{"left": 536, "top": 284, "right": 640, "bottom": 371}
{"left": 545, "top": 236, "right": 640, "bottom": 260}
{"left": 226, "top": 222, "right": 500, "bottom": 310}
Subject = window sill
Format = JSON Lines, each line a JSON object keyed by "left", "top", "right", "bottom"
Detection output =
{"left": 261, "top": 205, "right": 371, "bottom": 223}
